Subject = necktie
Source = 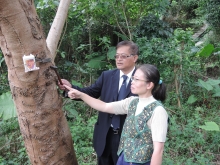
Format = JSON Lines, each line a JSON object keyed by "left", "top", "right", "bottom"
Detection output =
{"left": 112, "top": 75, "right": 128, "bottom": 129}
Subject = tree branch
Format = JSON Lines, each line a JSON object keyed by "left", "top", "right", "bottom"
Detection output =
{"left": 46, "top": 0, "right": 72, "bottom": 62}
{"left": 121, "top": 2, "right": 132, "bottom": 40}
{"left": 112, "top": 2, "right": 128, "bottom": 39}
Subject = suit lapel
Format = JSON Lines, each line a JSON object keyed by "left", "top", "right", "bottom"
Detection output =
{"left": 125, "top": 68, "right": 136, "bottom": 97}
{"left": 112, "top": 70, "right": 120, "bottom": 101}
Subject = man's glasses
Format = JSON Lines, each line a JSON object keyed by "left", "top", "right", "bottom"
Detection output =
{"left": 114, "top": 53, "right": 134, "bottom": 60}
{"left": 131, "top": 76, "right": 148, "bottom": 82}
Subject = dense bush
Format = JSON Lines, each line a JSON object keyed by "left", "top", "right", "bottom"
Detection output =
{"left": 199, "top": 0, "right": 220, "bottom": 32}
{"left": 0, "top": 118, "right": 29, "bottom": 165}
{"left": 135, "top": 14, "right": 173, "bottom": 39}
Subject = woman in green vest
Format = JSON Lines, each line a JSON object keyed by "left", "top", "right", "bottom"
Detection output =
{"left": 65, "top": 64, "right": 168, "bottom": 165}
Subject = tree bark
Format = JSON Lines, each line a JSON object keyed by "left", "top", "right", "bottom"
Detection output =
{"left": 0, "top": 0, "right": 78, "bottom": 164}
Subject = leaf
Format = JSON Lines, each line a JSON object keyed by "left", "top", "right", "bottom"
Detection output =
{"left": 87, "top": 56, "right": 107, "bottom": 69}
{"left": 186, "top": 95, "right": 197, "bottom": 104}
{"left": 53, "top": 0, "right": 59, "bottom": 6}
{"left": 0, "top": 57, "right": 4, "bottom": 67}
{"left": 199, "top": 122, "right": 219, "bottom": 131}
{"left": 207, "top": 79, "right": 220, "bottom": 86}
{"left": 198, "top": 79, "right": 213, "bottom": 91}
{"left": 107, "top": 47, "right": 116, "bottom": 60}
{"left": 61, "top": 52, "right": 66, "bottom": 58}
{"left": 212, "top": 87, "right": 220, "bottom": 97}
{"left": 71, "top": 79, "right": 83, "bottom": 88}
{"left": 67, "top": 109, "right": 78, "bottom": 118}
{"left": 196, "top": 44, "right": 214, "bottom": 57}
{"left": 0, "top": 92, "right": 17, "bottom": 120}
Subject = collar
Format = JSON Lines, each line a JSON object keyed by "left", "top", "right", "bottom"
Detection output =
{"left": 119, "top": 67, "right": 135, "bottom": 79}
{"left": 138, "top": 95, "right": 156, "bottom": 104}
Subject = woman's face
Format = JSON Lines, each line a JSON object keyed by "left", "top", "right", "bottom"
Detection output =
{"left": 131, "top": 69, "right": 147, "bottom": 95}
{"left": 131, "top": 69, "right": 149, "bottom": 96}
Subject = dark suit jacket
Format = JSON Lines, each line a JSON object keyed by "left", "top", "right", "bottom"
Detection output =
{"left": 71, "top": 68, "right": 137, "bottom": 157}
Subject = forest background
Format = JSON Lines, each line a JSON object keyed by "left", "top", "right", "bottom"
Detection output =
{"left": 0, "top": 0, "right": 219, "bottom": 164}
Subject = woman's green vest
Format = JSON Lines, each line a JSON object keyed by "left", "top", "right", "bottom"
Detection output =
{"left": 117, "top": 98, "right": 162, "bottom": 163}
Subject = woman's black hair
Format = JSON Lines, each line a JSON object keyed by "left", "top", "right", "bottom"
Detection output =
{"left": 138, "top": 64, "right": 166, "bottom": 101}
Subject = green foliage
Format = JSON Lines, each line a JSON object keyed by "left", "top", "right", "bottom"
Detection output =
{"left": 0, "top": 118, "right": 29, "bottom": 164}
{"left": 136, "top": 28, "right": 196, "bottom": 85}
{"left": 0, "top": 51, "right": 4, "bottom": 67}
{"left": 163, "top": 0, "right": 203, "bottom": 30}
{"left": 35, "top": 0, "right": 59, "bottom": 9}
{"left": 0, "top": 51, "right": 9, "bottom": 95}
{"left": 196, "top": 0, "right": 220, "bottom": 44}
{"left": 69, "top": 115, "right": 97, "bottom": 164}
{"left": 35, "top": 0, "right": 58, "bottom": 35}
{"left": 135, "top": 14, "right": 173, "bottom": 39}
{"left": 64, "top": 98, "right": 98, "bottom": 164}
{"left": 198, "top": 0, "right": 220, "bottom": 32}
{"left": 163, "top": 105, "right": 219, "bottom": 164}
{"left": 51, "top": 0, "right": 171, "bottom": 70}
{"left": 0, "top": 92, "right": 16, "bottom": 120}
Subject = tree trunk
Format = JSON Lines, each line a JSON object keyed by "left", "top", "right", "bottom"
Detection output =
{"left": 0, "top": 0, "right": 78, "bottom": 164}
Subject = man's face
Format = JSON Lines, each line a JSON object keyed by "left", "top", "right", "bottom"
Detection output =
{"left": 115, "top": 46, "right": 138, "bottom": 74}
{"left": 26, "top": 59, "right": 35, "bottom": 69}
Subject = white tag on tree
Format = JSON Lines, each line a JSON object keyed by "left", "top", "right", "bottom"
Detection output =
{"left": 23, "top": 54, "right": 39, "bottom": 72}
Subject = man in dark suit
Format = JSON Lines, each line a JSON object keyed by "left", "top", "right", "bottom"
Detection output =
{"left": 59, "top": 40, "right": 139, "bottom": 165}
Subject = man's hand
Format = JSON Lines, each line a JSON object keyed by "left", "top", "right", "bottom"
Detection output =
{"left": 58, "top": 79, "right": 71, "bottom": 91}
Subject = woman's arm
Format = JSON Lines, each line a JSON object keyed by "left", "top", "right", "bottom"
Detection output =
{"left": 64, "top": 85, "right": 115, "bottom": 114}
{"left": 150, "top": 107, "right": 168, "bottom": 165}
{"left": 150, "top": 141, "right": 164, "bottom": 165}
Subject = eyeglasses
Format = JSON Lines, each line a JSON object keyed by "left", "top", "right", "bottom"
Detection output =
{"left": 131, "top": 76, "right": 148, "bottom": 82}
{"left": 114, "top": 53, "right": 134, "bottom": 60}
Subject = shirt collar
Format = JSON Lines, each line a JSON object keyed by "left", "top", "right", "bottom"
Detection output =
{"left": 119, "top": 67, "right": 135, "bottom": 79}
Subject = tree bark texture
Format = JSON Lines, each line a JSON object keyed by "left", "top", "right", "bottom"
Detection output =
{"left": 0, "top": 0, "right": 78, "bottom": 164}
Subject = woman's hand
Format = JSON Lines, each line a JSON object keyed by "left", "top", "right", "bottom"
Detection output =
{"left": 64, "top": 85, "right": 82, "bottom": 99}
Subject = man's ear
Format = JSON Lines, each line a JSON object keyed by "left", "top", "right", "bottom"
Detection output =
{"left": 133, "top": 55, "right": 138, "bottom": 63}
